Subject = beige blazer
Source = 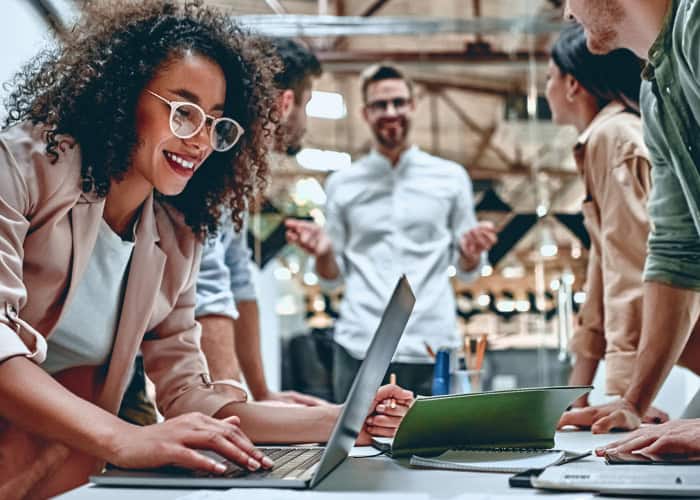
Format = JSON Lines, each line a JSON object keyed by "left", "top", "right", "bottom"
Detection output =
{"left": 568, "top": 102, "right": 652, "bottom": 396}
{"left": 0, "top": 123, "right": 245, "bottom": 498}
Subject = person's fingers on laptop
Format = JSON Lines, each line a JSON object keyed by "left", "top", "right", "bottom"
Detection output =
{"left": 594, "top": 425, "right": 660, "bottom": 454}
{"left": 183, "top": 414, "right": 269, "bottom": 471}
{"left": 591, "top": 409, "right": 641, "bottom": 434}
{"left": 192, "top": 429, "right": 264, "bottom": 472}
{"left": 216, "top": 418, "right": 273, "bottom": 469}
{"left": 598, "top": 434, "right": 658, "bottom": 457}
{"left": 638, "top": 427, "right": 700, "bottom": 459}
{"left": 172, "top": 447, "right": 229, "bottom": 474}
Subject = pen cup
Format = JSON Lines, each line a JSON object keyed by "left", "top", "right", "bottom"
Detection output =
{"left": 449, "top": 369, "right": 485, "bottom": 394}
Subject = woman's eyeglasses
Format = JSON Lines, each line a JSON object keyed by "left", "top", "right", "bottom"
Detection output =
{"left": 146, "top": 90, "right": 244, "bottom": 152}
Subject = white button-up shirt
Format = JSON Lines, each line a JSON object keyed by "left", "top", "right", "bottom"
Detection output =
{"left": 323, "top": 146, "right": 484, "bottom": 363}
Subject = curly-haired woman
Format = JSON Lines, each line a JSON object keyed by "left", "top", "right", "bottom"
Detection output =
{"left": 0, "top": 2, "right": 412, "bottom": 498}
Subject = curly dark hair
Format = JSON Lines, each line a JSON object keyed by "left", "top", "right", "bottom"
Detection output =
{"left": 3, "top": 0, "right": 280, "bottom": 238}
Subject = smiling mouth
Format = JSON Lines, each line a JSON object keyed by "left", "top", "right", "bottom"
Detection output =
{"left": 164, "top": 150, "right": 198, "bottom": 178}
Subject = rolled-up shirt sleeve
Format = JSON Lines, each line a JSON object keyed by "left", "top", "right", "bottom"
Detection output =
{"left": 0, "top": 134, "right": 47, "bottom": 364}
{"left": 570, "top": 244, "right": 607, "bottom": 361}
{"left": 452, "top": 167, "right": 487, "bottom": 283}
{"left": 225, "top": 222, "right": 256, "bottom": 303}
{"left": 144, "top": 243, "right": 247, "bottom": 418}
{"left": 195, "top": 230, "right": 238, "bottom": 320}
{"left": 642, "top": 120, "right": 700, "bottom": 291}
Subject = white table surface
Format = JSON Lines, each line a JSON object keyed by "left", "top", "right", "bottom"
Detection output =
{"left": 55, "top": 431, "right": 645, "bottom": 500}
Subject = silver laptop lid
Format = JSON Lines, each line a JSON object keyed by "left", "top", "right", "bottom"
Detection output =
{"left": 309, "top": 275, "right": 415, "bottom": 488}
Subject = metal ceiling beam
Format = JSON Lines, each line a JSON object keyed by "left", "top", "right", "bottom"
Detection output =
{"left": 436, "top": 89, "right": 516, "bottom": 169}
{"left": 236, "top": 15, "right": 564, "bottom": 37}
{"left": 316, "top": 49, "right": 549, "bottom": 65}
{"left": 331, "top": 0, "right": 392, "bottom": 51}
{"left": 414, "top": 78, "right": 513, "bottom": 98}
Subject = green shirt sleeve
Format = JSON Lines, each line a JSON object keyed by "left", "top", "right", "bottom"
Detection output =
{"left": 642, "top": 85, "right": 700, "bottom": 291}
{"left": 681, "top": 0, "right": 700, "bottom": 80}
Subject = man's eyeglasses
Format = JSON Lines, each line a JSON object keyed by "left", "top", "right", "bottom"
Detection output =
{"left": 146, "top": 90, "right": 244, "bottom": 152}
{"left": 365, "top": 97, "right": 412, "bottom": 114}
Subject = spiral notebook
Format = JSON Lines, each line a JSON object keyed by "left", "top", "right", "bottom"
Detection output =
{"left": 410, "top": 449, "right": 590, "bottom": 473}
{"left": 372, "top": 386, "right": 592, "bottom": 458}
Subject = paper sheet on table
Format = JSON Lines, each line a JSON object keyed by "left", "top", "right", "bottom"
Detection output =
{"left": 177, "top": 491, "right": 429, "bottom": 500}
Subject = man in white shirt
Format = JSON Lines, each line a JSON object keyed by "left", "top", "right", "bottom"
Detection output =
{"left": 286, "top": 64, "right": 496, "bottom": 401}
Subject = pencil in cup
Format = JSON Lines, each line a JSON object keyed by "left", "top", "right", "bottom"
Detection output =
{"left": 471, "top": 335, "right": 487, "bottom": 391}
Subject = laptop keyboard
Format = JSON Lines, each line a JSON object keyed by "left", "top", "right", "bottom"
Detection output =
{"left": 196, "top": 447, "right": 323, "bottom": 480}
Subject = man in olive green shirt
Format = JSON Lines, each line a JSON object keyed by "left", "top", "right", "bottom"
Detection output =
{"left": 560, "top": 0, "right": 700, "bottom": 458}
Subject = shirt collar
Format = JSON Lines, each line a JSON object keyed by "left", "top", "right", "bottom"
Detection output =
{"left": 575, "top": 101, "right": 628, "bottom": 147}
{"left": 369, "top": 145, "right": 419, "bottom": 170}
{"left": 643, "top": 0, "right": 678, "bottom": 79}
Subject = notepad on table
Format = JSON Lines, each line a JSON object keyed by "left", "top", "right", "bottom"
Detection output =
{"left": 410, "top": 449, "right": 589, "bottom": 473}
{"left": 372, "top": 386, "right": 592, "bottom": 458}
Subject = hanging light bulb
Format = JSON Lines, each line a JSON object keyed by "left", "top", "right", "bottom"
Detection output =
{"left": 539, "top": 223, "right": 558, "bottom": 258}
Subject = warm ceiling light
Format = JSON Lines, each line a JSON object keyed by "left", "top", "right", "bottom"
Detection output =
{"left": 306, "top": 91, "right": 347, "bottom": 120}
{"left": 296, "top": 148, "right": 351, "bottom": 171}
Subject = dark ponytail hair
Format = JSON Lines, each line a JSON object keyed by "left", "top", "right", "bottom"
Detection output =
{"left": 551, "top": 22, "right": 643, "bottom": 113}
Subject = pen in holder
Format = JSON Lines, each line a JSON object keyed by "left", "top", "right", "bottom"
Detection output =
{"left": 432, "top": 348, "right": 450, "bottom": 396}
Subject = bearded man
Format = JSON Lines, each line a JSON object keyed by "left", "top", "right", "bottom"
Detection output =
{"left": 285, "top": 64, "right": 496, "bottom": 401}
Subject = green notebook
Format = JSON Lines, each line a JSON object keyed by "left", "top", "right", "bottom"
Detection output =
{"left": 375, "top": 386, "right": 592, "bottom": 458}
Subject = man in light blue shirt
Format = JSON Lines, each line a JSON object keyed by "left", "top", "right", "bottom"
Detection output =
{"left": 196, "top": 38, "right": 326, "bottom": 406}
{"left": 286, "top": 64, "right": 497, "bottom": 401}
{"left": 560, "top": 0, "right": 700, "bottom": 458}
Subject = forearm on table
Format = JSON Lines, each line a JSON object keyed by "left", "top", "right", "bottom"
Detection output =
{"left": 215, "top": 401, "right": 340, "bottom": 444}
{"left": 568, "top": 355, "right": 599, "bottom": 386}
{"left": 232, "top": 300, "right": 268, "bottom": 399}
{"left": 623, "top": 281, "right": 700, "bottom": 413}
{"left": 567, "top": 355, "right": 599, "bottom": 406}
{"left": 198, "top": 314, "right": 241, "bottom": 381}
{"left": 0, "top": 356, "right": 130, "bottom": 460}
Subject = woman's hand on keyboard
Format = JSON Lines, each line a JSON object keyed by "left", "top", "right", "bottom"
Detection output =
{"left": 357, "top": 384, "right": 414, "bottom": 445}
{"left": 107, "top": 413, "right": 273, "bottom": 474}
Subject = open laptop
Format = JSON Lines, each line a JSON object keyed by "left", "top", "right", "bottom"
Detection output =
{"left": 92, "top": 275, "right": 415, "bottom": 489}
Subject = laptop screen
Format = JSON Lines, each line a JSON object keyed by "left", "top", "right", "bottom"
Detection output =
{"left": 310, "top": 275, "right": 415, "bottom": 487}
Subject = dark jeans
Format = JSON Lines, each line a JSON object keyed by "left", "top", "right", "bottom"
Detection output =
{"left": 332, "top": 342, "right": 434, "bottom": 403}
{"left": 118, "top": 356, "right": 158, "bottom": 426}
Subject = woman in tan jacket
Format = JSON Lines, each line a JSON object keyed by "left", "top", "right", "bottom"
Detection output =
{"left": 545, "top": 23, "right": 668, "bottom": 431}
{"left": 0, "top": 2, "right": 411, "bottom": 498}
